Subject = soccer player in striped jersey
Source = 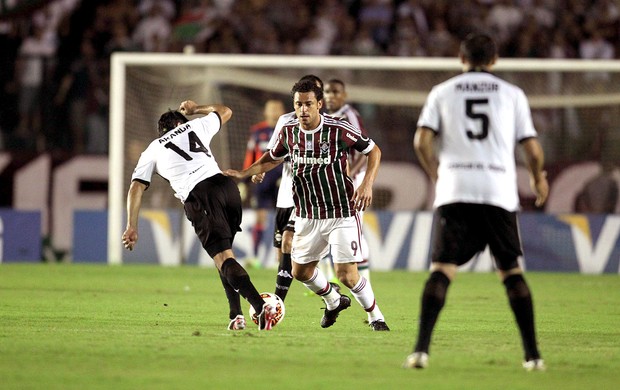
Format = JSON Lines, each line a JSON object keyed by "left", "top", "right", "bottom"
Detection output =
{"left": 253, "top": 75, "right": 325, "bottom": 302}
{"left": 122, "top": 100, "right": 276, "bottom": 331}
{"left": 323, "top": 78, "right": 372, "bottom": 282}
{"left": 226, "top": 80, "right": 389, "bottom": 331}
{"left": 402, "top": 33, "right": 548, "bottom": 370}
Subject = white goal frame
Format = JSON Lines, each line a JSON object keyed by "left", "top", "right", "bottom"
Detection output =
{"left": 109, "top": 53, "right": 620, "bottom": 265}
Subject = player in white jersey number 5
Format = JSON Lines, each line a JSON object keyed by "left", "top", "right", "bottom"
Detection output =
{"left": 122, "top": 101, "right": 276, "bottom": 330}
{"left": 226, "top": 80, "right": 389, "bottom": 331}
{"left": 403, "top": 33, "right": 549, "bottom": 370}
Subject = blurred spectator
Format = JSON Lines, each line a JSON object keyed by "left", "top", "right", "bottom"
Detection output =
{"left": 202, "top": 19, "right": 243, "bottom": 53}
{"left": 485, "top": 0, "right": 524, "bottom": 47}
{"left": 138, "top": 0, "right": 176, "bottom": 20}
{"left": 245, "top": 18, "right": 280, "bottom": 54}
{"left": 86, "top": 60, "right": 110, "bottom": 154}
{"left": 15, "top": 24, "right": 56, "bottom": 151}
{"left": 169, "top": 0, "right": 219, "bottom": 52}
{"left": 105, "top": 21, "right": 138, "bottom": 56}
{"left": 297, "top": 5, "right": 339, "bottom": 57}
{"left": 0, "top": 21, "right": 21, "bottom": 149}
{"left": 97, "top": 0, "right": 140, "bottom": 34}
{"left": 388, "top": 15, "right": 427, "bottom": 57}
{"left": 426, "top": 18, "right": 456, "bottom": 57}
{"left": 132, "top": 2, "right": 172, "bottom": 52}
{"left": 396, "top": 0, "right": 429, "bottom": 40}
{"left": 445, "top": 0, "right": 486, "bottom": 40}
{"left": 579, "top": 26, "right": 615, "bottom": 61}
{"left": 329, "top": 9, "right": 357, "bottom": 55}
{"left": 351, "top": 23, "right": 383, "bottom": 56}
{"left": 584, "top": 0, "right": 620, "bottom": 33}
{"left": 579, "top": 26, "right": 615, "bottom": 84}
{"left": 54, "top": 37, "right": 98, "bottom": 154}
{"left": 528, "top": 0, "right": 556, "bottom": 30}
{"left": 357, "top": 0, "right": 395, "bottom": 50}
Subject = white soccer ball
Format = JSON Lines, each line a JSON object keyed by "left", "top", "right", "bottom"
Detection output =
{"left": 249, "top": 292, "right": 285, "bottom": 327}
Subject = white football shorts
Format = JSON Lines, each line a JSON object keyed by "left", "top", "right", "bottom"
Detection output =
{"left": 291, "top": 215, "right": 363, "bottom": 264}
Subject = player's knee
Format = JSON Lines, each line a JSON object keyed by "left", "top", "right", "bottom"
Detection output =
{"left": 291, "top": 264, "right": 312, "bottom": 281}
{"left": 503, "top": 273, "right": 531, "bottom": 299}
{"left": 281, "top": 233, "right": 293, "bottom": 253}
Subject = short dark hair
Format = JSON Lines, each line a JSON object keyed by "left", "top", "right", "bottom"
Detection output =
{"left": 460, "top": 33, "right": 497, "bottom": 67}
{"left": 327, "top": 79, "right": 345, "bottom": 90}
{"left": 291, "top": 79, "right": 324, "bottom": 101}
{"left": 299, "top": 74, "right": 324, "bottom": 90}
{"left": 158, "top": 110, "right": 188, "bottom": 137}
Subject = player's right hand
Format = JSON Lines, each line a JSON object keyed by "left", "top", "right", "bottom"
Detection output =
{"left": 179, "top": 100, "right": 197, "bottom": 115}
{"left": 532, "top": 171, "right": 549, "bottom": 207}
{"left": 122, "top": 228, "right": 138, "bottom": 251}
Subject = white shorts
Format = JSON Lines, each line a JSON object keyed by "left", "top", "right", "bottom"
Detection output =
{"left": 291, "top": 215, "right": 363, "bottom": 264}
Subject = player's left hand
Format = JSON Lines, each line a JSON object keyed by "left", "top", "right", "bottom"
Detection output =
{"left": 353, "top": 186, "right": 373, "bottom": 211}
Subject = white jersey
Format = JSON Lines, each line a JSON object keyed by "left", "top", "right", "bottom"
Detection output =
{"left": 131, "top": 113, "right": 223, "bottom": 203}
{"left": 417, "top": 71, "right": 537, "bottom": 211}
{"left": 329, "top": 103, "right": 368, "bottom": 182}
{"left": 267, "top": 111, "right": 297, "bottom": 208}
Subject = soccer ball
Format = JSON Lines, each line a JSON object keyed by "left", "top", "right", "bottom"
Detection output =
{"left": 249, "top": 292, "right": 285, "bottom": 327}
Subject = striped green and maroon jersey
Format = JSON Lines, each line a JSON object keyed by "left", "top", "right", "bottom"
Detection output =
{"left": 269, "top": 114, "right": 376, "bottom": 219}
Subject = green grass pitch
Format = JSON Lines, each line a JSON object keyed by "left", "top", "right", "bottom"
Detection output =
{"left": 1, "top": 264, "right": 618, "bottom": 389}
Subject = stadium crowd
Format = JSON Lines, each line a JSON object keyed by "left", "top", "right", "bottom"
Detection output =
{"left": 0, "top": 0, "right": 619, "bottom": 154}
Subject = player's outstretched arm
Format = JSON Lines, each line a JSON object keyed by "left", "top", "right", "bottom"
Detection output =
{"left": 223, "top": 152, "right": 280, "bottom": 180}
{"left": 251, "top": 160, "right": 283, "bottom": 183}
{"left": 122, "top": 180, "right": 147, "bottom": 251}
{"left": 179, "top": 100, "right": 232, "bottom": 124}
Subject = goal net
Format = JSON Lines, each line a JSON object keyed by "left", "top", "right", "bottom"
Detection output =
{"left": 109, "top": 53, "right": 620, "bottom": 264}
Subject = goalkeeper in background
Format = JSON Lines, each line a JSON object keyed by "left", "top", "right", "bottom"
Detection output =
{"left": 403, "top": 33, "right": 548, "bottom": 370}
{"left": 241, "top": 99, "right": 285, "bottom": 267}
{"left": 122, "top": 100, "right": 276, "bottom": 331}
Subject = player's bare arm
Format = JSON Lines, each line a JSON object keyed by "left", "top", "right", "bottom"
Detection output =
{"left": 224, "top": 151, "right": 280, "bottom": 180}
{"left": 414, "top": 127, "right": 439, "bottom": 183}
{"left": 353, "top": 145, "right": 381, "bottom": 211}
{"left": 179, "top": 100, "right": 232, "bottom": 124}
{"left": 521, "top": 138, "right": 549, "bottom": 207}
{"left": 122, "top": 180, "right": 147, "bottom": 250}
{"left": 251, "top": 159, "right": 283, "bottom": 183}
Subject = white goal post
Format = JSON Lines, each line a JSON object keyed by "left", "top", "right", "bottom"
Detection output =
{"left": 109, "top": 53, "right": 620, "bottom": 265}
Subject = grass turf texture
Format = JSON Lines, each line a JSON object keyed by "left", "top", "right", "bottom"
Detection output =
{"left": 1, "top": 264, "right": 618, "bottom": 390}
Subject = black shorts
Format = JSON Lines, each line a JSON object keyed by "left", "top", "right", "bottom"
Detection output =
{"left": 273, "top": 207, "right": 295, "bottom": 248}
{"left": 183, "top": 174, "right": 242, "bottom": 258}
{"left": 431, "top": 203, "right": 522, "bottom": 271}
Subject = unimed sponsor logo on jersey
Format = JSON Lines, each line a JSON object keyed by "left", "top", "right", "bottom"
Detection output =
{"left": 291, "top": 154, "right": 331, "bottom": 165}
